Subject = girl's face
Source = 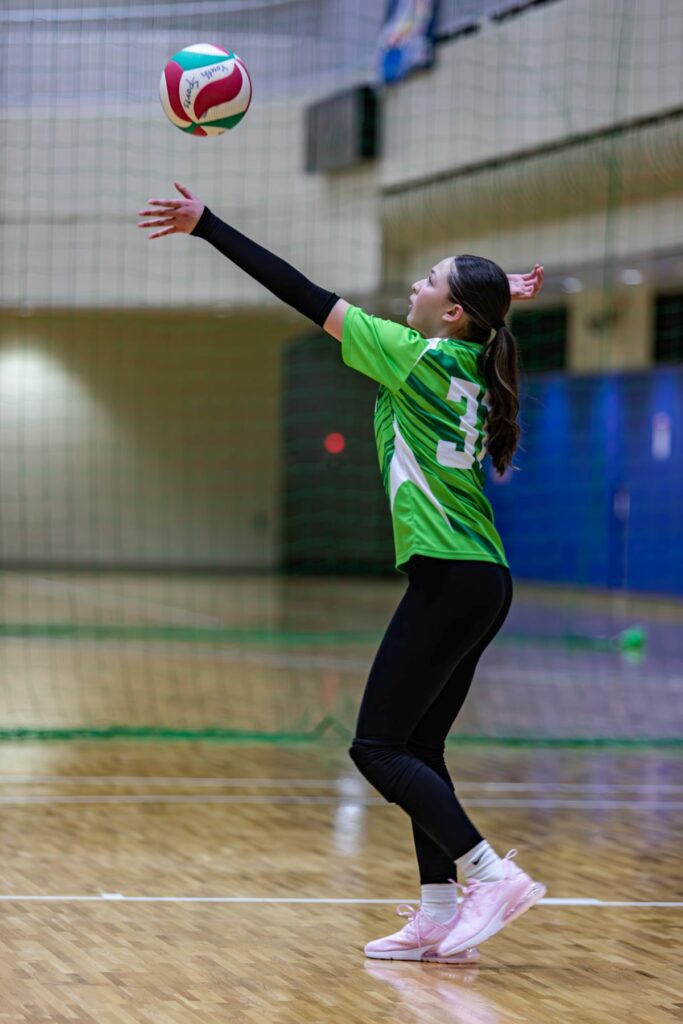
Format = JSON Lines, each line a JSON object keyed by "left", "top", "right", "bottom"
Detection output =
{"left": 406, "top": 257, "right": 468, "bottom": 339}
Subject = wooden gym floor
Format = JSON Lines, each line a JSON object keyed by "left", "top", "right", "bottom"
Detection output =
{"left": 0, "top": 740, "right": 681, "bottom": 1024}
{"left": 0, "top": 570, "right": 681, "bottom": 1021}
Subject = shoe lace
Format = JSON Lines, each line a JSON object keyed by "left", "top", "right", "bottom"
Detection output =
{"left": 396, "top": 903, "right": 423, "bottom": 946}
{"left": 450, "top": 879, "right": 477, "bottom": 901}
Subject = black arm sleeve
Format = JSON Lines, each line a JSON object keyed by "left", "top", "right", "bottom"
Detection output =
{"left": 191, "top": 207, "right": 340, "bottom": 328}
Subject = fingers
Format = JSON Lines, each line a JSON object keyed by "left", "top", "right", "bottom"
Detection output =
{"left": 145, "top": 199, "right": 183, "bottom": 208}
{"left": 137, "top": 218, "right": 174, "bottom": 228}
{"left": 523, "top": 267, "right": 544, "bottom": 295}
{"left": 137, "top": 188, "right": 195, "bottom": 238}
{"left": 510, "top": 265, "right": 543, "bottom": 301}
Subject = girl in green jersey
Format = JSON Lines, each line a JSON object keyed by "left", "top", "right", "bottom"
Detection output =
{"left": 138, "top": 184, "right": 547, "bottom": 963}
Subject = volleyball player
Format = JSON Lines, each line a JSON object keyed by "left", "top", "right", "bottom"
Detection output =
{"left": 137, "top": 183, "right": 547, "bottom": 964}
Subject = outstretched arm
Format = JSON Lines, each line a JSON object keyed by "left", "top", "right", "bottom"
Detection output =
{"left": 138, "top": 184, "right": 543, "bottom": 338}
{"left": 138, "top": 183, "right": 341, "bottom": 331}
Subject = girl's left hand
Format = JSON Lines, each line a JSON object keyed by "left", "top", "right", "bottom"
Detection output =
{"left": 508, "top": 264, "right": 544, "bottom": 301}
{"left": 137, "top": 182, "right": 205, "bottom": 239}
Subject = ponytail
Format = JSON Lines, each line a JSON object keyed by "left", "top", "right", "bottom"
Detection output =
{"left": 447, "top": 255, "right": 521, "bottom": 475}
{"left": 479, "top": 325, "right": 521, "bottom": 476}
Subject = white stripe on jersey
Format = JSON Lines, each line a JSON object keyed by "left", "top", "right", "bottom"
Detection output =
{"left": 389, "top": 419, "right": 451, "bottom": 527}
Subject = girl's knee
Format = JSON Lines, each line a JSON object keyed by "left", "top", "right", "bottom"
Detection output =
{"left": 348, "top": 736, "right": 406, "bottom": 801}
{"left": 348, "top": 736, "right": 382, "bottom": 774}
{"left": 406, "top": 737, "right": 449, "bottom": 776}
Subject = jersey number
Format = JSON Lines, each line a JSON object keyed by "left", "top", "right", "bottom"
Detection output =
{"left": 436, "top": 377, "right": 487, "bottom": 470}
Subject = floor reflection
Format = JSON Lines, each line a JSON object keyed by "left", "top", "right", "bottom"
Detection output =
{"left": 364, "top": 959, "right": 512, "bottom": 1024}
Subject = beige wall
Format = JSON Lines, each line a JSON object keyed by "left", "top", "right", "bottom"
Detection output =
{"left": 0, "top": 309, "right": 310, "bottom": 568}
{"left": 381, "top": 0, "right": 682, "bottom": 189}
{"left": 380, "top": 0, "right": 683, "bottom": 370}
{"left": 568, "top": 285, "right": 655, "bottom": 372}
{"left": 1, "top": 99, "right": 380, "bottom": 310}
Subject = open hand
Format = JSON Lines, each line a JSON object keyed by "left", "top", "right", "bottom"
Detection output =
{"left": 137, "top": 182, "right": 205, "bottom": 239}
{"left": 508, "top": 264, "right": 544, "bottom": 301}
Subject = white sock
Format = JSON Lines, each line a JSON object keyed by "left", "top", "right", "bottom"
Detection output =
{"left": 456, "top": 839, "right": 505, "bottom": 884}
{"left": 420, "top": 883, "right": 458, "bottom": 924}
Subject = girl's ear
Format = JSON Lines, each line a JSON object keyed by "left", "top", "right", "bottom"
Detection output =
{"left": 443, "top": 303, "right": 465, "bottom": 324}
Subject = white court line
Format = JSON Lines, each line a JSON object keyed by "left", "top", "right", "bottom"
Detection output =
{"left": 3, "top": 776, "right": 683, "bottom": 794}
{"left": 0, "top": 894, "right": 679, "bottom": 908}
{"left": 0, "top": 793, "right": 682, "bottom": 809}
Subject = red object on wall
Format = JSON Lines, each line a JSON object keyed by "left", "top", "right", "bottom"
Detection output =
{"left": 324, "top": 432, "right": 346, "bottom": 455}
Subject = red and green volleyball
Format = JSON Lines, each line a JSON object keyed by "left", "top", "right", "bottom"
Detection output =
{"left": 159, "top": 44, "right": 252, "bottom": 137}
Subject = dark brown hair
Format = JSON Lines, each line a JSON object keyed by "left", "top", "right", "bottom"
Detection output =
{"left": 447, "top": 255, "right": 520, "bottom": 474}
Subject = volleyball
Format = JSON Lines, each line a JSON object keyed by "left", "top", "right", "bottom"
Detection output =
{"left": 159, "top": 44, "right": 252, "bottom": 137}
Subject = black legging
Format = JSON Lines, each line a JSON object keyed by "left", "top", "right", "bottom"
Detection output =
{"left": 349, "top": 556, "right": 513, "bottom": 885}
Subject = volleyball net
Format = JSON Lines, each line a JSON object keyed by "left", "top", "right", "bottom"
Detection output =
{"left": 1, "top": 0, "right": 682, "bottom": 745}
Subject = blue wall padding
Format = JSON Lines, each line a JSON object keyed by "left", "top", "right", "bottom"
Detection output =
{"left": 485, "top": 367, "right": 683, "bottom": 595}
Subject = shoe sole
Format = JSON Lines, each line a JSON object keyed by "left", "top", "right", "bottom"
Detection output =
{"left": 504, "top": 882, "right": 547, "bottom": 928}
{"left": 365, "top": 947, "right": 480, "bottom": 965}
{"left": 438, "top": 882, "right": 546, "bottom": 956}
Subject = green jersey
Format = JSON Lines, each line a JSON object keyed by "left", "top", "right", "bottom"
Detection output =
{"left": 341, "top": 304, "right": 508, "bottom": 573}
